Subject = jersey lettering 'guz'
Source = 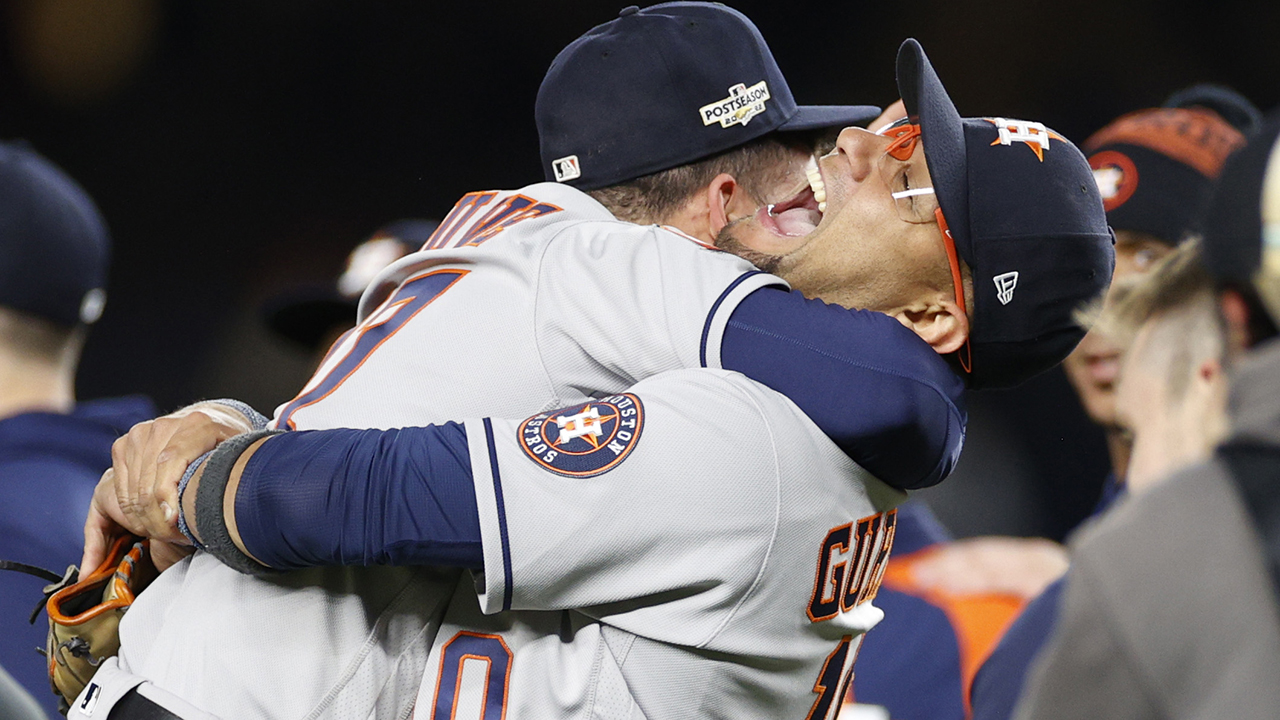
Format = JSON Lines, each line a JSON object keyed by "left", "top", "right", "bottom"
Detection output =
{"left": 804, "top": 509, "right": 898, "bottom": 720}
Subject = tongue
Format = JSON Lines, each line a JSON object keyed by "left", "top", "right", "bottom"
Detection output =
{"left": 773, "top": 207, "right": 821, "bottom": 237}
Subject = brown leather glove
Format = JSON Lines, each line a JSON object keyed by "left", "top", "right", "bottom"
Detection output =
{"left": 45, "top": 536, "right": 155, "bottom": 711}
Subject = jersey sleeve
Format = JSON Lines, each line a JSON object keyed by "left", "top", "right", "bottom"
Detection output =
{"left": 720, "top": 287, "right": 966, "bottom": 490}
{"left": 465, "top": 369, "right": 784, "bottom": 647}
{"left": 535, "top": 224, "right": 784, "bottom": 386}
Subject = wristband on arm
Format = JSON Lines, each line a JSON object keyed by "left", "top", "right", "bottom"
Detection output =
{"left": 190, "top": 429, "right": 284, "bottom": 575}
{"left": 203, "top": 398, "right": 270, "bottom": 431}
{"left": 176, "top": 449, "right": 213, "bottom": 551}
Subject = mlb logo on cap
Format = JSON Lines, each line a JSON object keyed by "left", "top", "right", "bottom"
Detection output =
{"left": 552, "top": 155, "right": 581, "bottom": 183}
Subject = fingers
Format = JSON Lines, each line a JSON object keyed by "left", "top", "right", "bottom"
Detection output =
{"left": 110, "top": 404, "right": 255, "bottom": 546}
{"left": 82, "top": 469, "right": 130, "bottom": 570}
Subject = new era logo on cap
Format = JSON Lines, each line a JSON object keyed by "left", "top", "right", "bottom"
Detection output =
{"left": 552, "top": 155, "right": 581, "bottom": 183}
{"left": 993, "top": 271, "right": 1019, "bottom": 305}
{"left": 699, "top": 81, "right": 771, "bottom": 128}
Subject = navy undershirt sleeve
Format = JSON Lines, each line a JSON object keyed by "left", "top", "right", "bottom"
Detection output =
{"left": 233, "top": 424, "right": 483, "bottom": 570}
{"left": 718, "top": 286, "right": 967, "bottom": 490}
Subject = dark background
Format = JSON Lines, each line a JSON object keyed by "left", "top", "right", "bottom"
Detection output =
{"left": 1, "top": 0, "right": 1275, "bottom": 540}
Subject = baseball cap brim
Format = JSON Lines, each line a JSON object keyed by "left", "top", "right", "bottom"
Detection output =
{"left": 896, "top": 39, "right": 971, "bottom": 260}
{"left": 778, "top": 105, "right": 884, "bottom": 133}
{"left": 263, "top": 290, "right": 357, "bottom": 352}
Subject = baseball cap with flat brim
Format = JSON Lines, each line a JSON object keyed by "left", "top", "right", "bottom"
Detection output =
{"left": 537, "top": 2, "right": 881, "bottom": 191}
{"left": 897, "top": 38, "right": 1115, "bottom": 389}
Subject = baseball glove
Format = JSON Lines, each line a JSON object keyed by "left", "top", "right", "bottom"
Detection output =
{"left": 45, "top": 535, "right": 155, "bottom": 710}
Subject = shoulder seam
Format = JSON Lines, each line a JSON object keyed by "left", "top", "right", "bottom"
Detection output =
{"left": 695, "top": 373, "right": 784, "bottom": 649}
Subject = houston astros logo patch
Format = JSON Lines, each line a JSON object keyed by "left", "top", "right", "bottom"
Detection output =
{"left": 1089, "top": 150, "right": 1139, "bottom": 211}
{"left": 519, "top": 394, "right": 644, "bottom": 477}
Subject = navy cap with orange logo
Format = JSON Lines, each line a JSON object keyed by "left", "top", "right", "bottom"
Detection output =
{"left": 536, "top": 2, "right": 881, "bottom": 191}
{"left": 1084, "top": 84, "right": 1258, "bottom": 247}
{"left": 896, "top": 39, "right": 1114, "bottom": 389}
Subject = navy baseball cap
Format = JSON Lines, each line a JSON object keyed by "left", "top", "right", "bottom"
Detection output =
{"left": 897, "top": 39, "right": 1115, "bottom": 389}
{"left": 0, "top": 141, "right": 109, "bottom": 327}
{"left": 537, "top": 2, "right": 881, "bottom": 191}
{"left": 1201, "top": 110, "right": 1280, "bottom": 326}
{"left": 264, "top": 219, "right": 437, "bottom": 351}
{"left": 1083, "top": 85, "right": 1255, "bottom": 247}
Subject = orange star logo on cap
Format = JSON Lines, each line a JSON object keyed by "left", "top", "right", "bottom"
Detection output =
{"left": 986, "top": 118, "right": 1066, "bottom": 162}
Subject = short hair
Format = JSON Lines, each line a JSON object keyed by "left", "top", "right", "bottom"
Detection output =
{"left": 1102, "top": 239, "right": 1214, "bottom": 338}
{"left": 1099, "top": 239, "right": 1225, "bottom": 400}
{"left": 587, "top": 132, "right": 813, "bottom": 225}
{"left": 0, "top": 306, "right": 83, "bottom": 365}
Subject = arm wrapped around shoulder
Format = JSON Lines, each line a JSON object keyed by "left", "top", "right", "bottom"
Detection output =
{"left": 197, "top": 424, "right": 483, "bottom": 572}
{"left": 720, "top": 287, "right": 967, "bottom": 490}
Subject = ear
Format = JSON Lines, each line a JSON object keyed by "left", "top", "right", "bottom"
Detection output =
{"left": 705, "top": 173, "right": 751, "bottom": 237}
{"left": 664, "top": 173, "right": 757, "bottom": 242}
{"left": 1219, "top": 289, "right": 1253, "bottom": 355}
{"left": 1197, "top": 356, "right": 1222, "bottom": 385}
{"left": 892, "top": 297, "right": 970, "bottom": 355}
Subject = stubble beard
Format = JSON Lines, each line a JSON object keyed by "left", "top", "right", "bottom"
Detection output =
{"left": 713, "top": 219, "right": 785, "bottom": 275}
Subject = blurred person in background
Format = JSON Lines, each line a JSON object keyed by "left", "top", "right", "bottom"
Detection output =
{"left": 1106, "top": 241, "right": 1230, "bottom": 491}
{"left": 0, "top": 664, "right": 45, "bottom": 720}
{"left": 1062, "top": 85, "right": 1257, "bottom": 493}
{"left": 847, "top": 499, "right": 1067, "bottom": 720}
{"left": 263, "top": 219, "right": 438, "bottom": 369}
{"left": 0, "top": 141, "right": 156, "bottom": 718}
{"left": 968, "top": 85, "right": 1259, "bottom": 720}
{"left": 1012, "top": 108, "right": 1280, "bottom": 720}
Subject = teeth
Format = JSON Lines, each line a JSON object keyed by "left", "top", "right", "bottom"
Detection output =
{"left": 805, "top": 156, "right": 827, "bottom": 212}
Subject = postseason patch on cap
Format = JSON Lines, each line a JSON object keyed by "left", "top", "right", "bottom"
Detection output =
{"left": 1089, "top": 150, "right": 1139, "bottom": 211}
{"left": 519, "top": 394, "right": 644, "bottom": 477}
{"left": 700, "top": 81, "right": 771, "bottom": 128}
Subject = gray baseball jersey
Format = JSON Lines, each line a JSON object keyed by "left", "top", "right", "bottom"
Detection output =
{"left": 423, "top": 368, "right": 900, "bottom": 719}
{"left": 88, "top": 183, "right": 898, "bottom": 720}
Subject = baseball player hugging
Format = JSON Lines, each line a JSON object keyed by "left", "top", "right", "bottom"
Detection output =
{"left": 70, "top": 6, "right": 1111, "bottom": 720}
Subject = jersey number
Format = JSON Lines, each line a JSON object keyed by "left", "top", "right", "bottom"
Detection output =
{"left": 430, "top": 632, "right": 513, "bottom": 720}
{"left": 277, "top": 269, "right": 468, "bottom": 428}
{"left": 806, "top": 636, "right": 857, "bottom": 720}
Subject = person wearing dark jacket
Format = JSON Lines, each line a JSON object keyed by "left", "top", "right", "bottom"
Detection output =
{"left": 0, "top": 141, "right": 156, "bottom": 718}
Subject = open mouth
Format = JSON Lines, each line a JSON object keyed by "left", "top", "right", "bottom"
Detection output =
{"left": 759, "top": 157, "right": 827, "bottom": 238}
{"left": 1083, "top": 352, "right": 1122, "bottom": 387}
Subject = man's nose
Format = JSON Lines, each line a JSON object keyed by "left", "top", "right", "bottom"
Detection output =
{"left": 835, "top": 127, "right": 883, "bottom": 184}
